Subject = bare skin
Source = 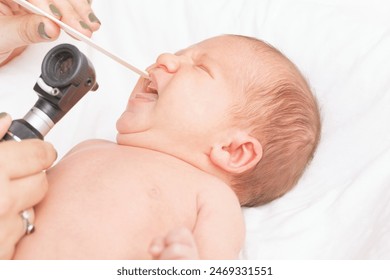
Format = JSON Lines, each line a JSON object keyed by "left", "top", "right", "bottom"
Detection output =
{"left": 14, "top": 140, "right": 244, "bottom": 259}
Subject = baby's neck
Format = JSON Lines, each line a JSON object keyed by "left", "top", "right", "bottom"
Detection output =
{"left": 116, "top": 134, "right": 229, "bottom": 186}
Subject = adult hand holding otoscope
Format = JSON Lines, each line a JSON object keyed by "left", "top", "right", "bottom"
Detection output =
{"left": 1, "top": 41, "right": 99, "bottom": 259}
{"left": 0, "top": 0, "right": 146, "bottom": 259}
{"left": 0, "top": 0, "right": 100, "bottom": 260}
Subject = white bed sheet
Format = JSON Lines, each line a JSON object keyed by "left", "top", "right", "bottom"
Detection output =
{"left": 0, "top": 0, "right": 389, "bottom": 259}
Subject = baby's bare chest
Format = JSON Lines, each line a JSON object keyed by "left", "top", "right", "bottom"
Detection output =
{"left": 47, "top": 144, "right": 202, "bottom": 236}
{"left": 17, "top": 143, "right": 219, "bottom": 259}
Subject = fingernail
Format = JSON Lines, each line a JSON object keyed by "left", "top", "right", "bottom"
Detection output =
{"left": 38, "top": 22, "right": 52, "bottom": 40}
{"left": 49, "top": 4, "right": 62, "bottom": 17}
{"left": 0, "top": 112, "right": 8, "bottom": 119}
{"left": 88, "top": 12, "right": 101, "bottom": 24}
{"left": 79, "top": 20, "right": 92, "bottom": 32}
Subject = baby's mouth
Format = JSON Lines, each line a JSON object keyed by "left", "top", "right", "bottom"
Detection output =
{"left": 146, "top": 79, "right": 158, "bottom": 95}
{"left": 133, "top": 77, "right": 159, "bottom": 101}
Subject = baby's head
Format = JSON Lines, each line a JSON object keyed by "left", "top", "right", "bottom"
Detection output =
{"left": 116, "top": 35, "right": 321, "bottom": 207}
{"left": 226, "top": 35, "right": 321, "bottom": 206}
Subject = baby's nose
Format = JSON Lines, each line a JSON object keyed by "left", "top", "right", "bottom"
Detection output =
{"left": 155, "top": 53, "right": 185, "bottom": 73}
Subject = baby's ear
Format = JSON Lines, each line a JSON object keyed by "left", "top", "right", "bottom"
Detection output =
{"left": 210, "top": 131, "right": 262, "bottom": 174}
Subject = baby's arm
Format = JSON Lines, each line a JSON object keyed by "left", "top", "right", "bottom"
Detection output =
{"left": 149, "top": 184, "right": 245, "bottom": 260}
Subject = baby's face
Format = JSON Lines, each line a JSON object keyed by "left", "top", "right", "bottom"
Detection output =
{"left": 116, "top": 36, "right": 245, "bottom": 153}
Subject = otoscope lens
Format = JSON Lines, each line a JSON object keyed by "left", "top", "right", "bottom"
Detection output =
{"left": 42, "top": 44, "right": 94, "bottom": 88}
{"left": 54, "top": 55, "right": 74, "bottom": 80}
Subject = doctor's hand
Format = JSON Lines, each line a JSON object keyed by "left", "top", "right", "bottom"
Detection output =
{"left": 0, "top": 0, "right": 101, "bottom": 66}
{"left": 0, "top": 113, "right": 57, "bottom": 259}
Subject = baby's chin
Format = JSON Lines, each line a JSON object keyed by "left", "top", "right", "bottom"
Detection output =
{"left": 116, "top": 110, "right": 150, "bottom": 134}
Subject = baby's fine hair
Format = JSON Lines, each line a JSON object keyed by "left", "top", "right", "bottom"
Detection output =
{"left": 229, "top": 35, "right": 321, "bottom": 207}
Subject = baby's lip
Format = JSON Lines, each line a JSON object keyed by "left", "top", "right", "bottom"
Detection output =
{"left": 133, "top": 92, "right": 158, "bottom": 101}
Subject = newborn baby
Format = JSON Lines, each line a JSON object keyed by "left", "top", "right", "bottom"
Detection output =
{"left": 14, "top": 35, "right": 320, "bottom": 259}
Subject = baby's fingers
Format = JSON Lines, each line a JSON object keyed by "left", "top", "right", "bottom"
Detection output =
{"left": 149, "top": 237, "right": 165, "bottom": 259}
{"left": 149, "top": 228, "right": 199, "bottom": 260}
{"left": 156, "top": 243, "right": 198, "bottom": 260}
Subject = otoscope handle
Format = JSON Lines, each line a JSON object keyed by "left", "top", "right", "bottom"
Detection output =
{"left": 2, "top": 119, "right": 43, "bottom": 141}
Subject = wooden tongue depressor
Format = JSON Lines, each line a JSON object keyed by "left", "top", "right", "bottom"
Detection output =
{"left": 12, "top": 0, "right": 150, "bottom": 80}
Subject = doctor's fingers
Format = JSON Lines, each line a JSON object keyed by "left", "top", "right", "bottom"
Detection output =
{"left": 0, "top": 139, "right": 57, "bottom": 179}
{"left": 0, "top": 1, "right": 19, "bottom": 14}
{"left": 27, "top": 0, "right": 100, "bottom": 35}
{"left": 0, "top": 172, "right": 48, "bottom": 216}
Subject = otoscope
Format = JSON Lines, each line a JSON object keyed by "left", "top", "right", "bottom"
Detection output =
{"left": 2, "top": 44, "right": 98, "bottom": 141}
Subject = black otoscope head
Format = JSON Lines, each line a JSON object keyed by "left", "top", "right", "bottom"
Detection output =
{"left": 35, "top": 43, "right": 98, "bottom": 123}
{"left": 2, "top": 44, "right": 98, "bottom": 141}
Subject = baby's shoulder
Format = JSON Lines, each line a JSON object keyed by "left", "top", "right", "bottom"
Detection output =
{"left": 196, "top": 177, "right": 240, "bottom": 210}
{"left": 62, "top": 139, "right": 115, "bottom": 158}
{"left": 72, "top": 139, "right": 113, "bottom": 149}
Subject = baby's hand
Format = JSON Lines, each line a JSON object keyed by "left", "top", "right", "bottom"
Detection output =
{"left": 149, "top": 227, "right": 199, "bottom": 260}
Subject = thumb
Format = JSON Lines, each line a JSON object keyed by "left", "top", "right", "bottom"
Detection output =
{"left": 0, "top": 14, "right": 60, "bottom": 51}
